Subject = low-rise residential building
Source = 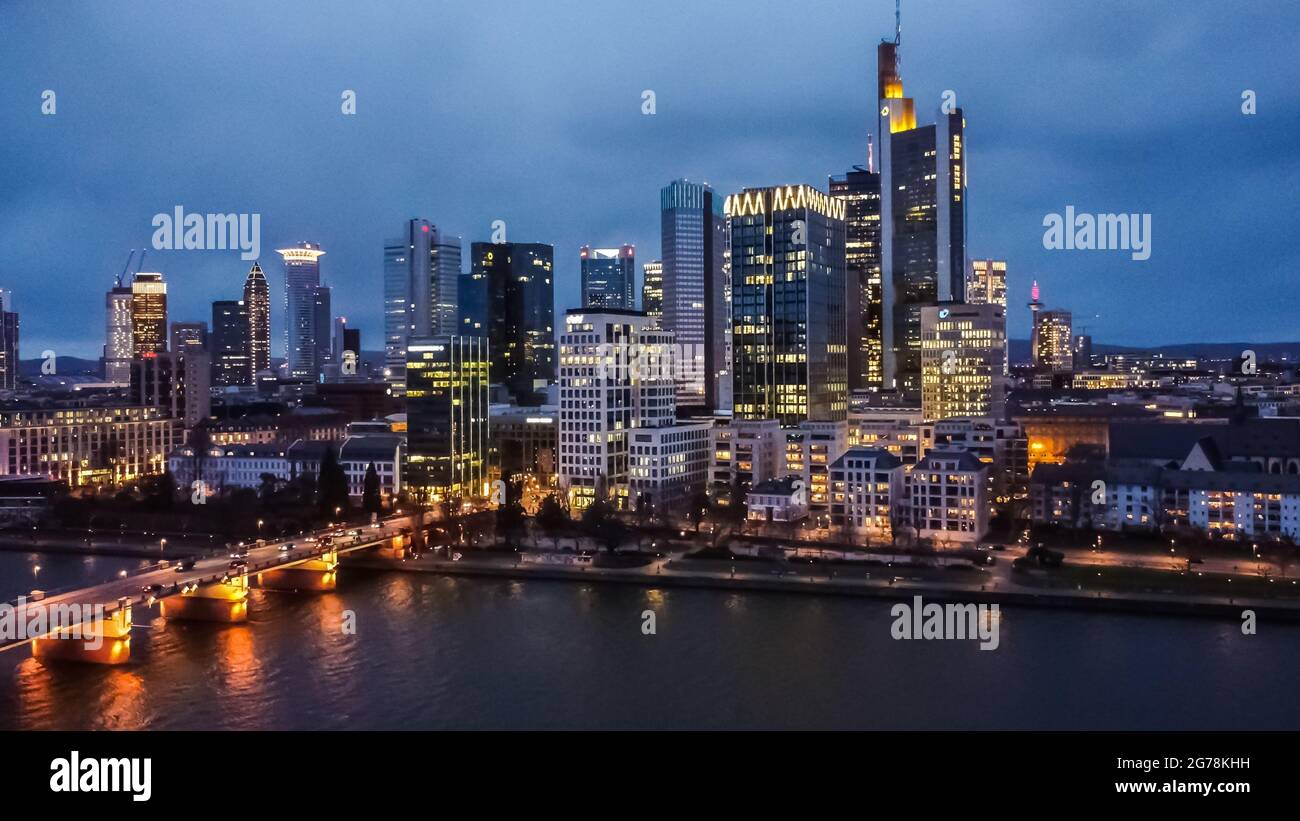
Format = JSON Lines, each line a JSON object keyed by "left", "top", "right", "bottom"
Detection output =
{"left": 168, "top": 443, "right": 289, "bottom": 492}
{"left": 829, "top": 448, "right": 905, "bottom": 540}
{"left": 746, "top": 476, "right": 808, "bottom": 524}
{"left": 708, "top": 417, "right": 783, "bottom": 505}
{"left": 909, "top": 449, "right": 990, "bottom": 544}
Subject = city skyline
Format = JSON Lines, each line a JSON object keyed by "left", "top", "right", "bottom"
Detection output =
{"left": 3, "top": 0, "right": 1297, "bottom": 359}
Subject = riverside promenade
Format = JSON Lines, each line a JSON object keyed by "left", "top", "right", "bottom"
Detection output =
{"left": 340, "top": 546, "right": 1300, "bottom": 623}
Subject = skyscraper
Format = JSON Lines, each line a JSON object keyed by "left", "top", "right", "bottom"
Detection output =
{"left": 968, "top": 259, "right": 1008, "bottom": 375}
{"left": 105, "top": 284, "right": 134, "bottom": 384}
{"left": 313, "top": 285, "right": 332, "bottom": 376}
{"left": 878, "top": 27, "right": 967, "bottom": 400}
{"left": 169, "top": 321, "right": 207, "bottom": 355}
{"left": 211, "top": 299, "right": 250, "bottom": 386}
{"left": 404, "top": 336, "right": 490, "bottom": 503}
{"left": 580, "top": 246, "right": 636, "bottom": 310}
{"left": 130, "top": 272, "right": 167, "bottom": 356}
{"left": 0, "top": 290, "right": 18, "bottom": 391}
{"left": 829, "top": 161, "right": 882, "bottom": 391}
{"left": 660, "top": 179, "right": 729, "bottom": 411}
{"left": 641, "top": 260, "right": 663, "bottom": 319}
{"left": 469, "top": 242, "right": 555, "bottom": 404}
{"left": 920, "top": 303, "right": 1007, "bottom": 422}
{"left": 277, "top": 242, "right": 325, "bottom": 380}
{"left": 384, "top": 219, "right": 462, "bottom": 395}
{"left": 1035, "top": 310, "right": 1074, "bottom": 373}
{"left": 726, "top": 184, "right": 848, "bottom": 426}
{"left": 243, "top": 262, "right": 270, "bottom": 377}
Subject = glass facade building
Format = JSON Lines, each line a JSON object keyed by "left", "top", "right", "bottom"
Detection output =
{"left": 660, "top": 179, "right": 728, "bottom": 411}
{"left": 829, "top": 167, "right": 882, "bottom": 391}
{"left": 726, "top": 184, "right": 848, "bottom": 427}
{"left": 404, "top": 335, "right": 490, "bottom": 503}
{"left": 580, "top": 245, "right": 635, "bottom": 310}
{"left": 384, "top": 219, "right": 462, "bottom": 395}
{"left": 468, "top": 242, "right": 555, "bottom": 405}
{"left": 211, "top": 299, "right": 250, "bottom": 386}
{"left": 276, "top": 242, "right": 325, "bottom": 380}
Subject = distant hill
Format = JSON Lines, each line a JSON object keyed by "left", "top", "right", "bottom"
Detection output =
{"left": 20, "top": 356, "right": 102, "bottom": 378}
{"left": 1009, "top": 340, "right": 1300, "bottom": 366}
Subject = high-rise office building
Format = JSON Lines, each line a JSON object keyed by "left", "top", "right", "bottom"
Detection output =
{"left": 726, "top": 184, "right": 848, "bottom": 427}
{"left": 0, "top": 290, "right": 17, "bottom": 392}
{"left": 920, "top": 303, "right": 1007, "bottom": 422}
{"left": 243, "top": 262, "right": 270, "bottom": 377}
{"left": 829, "top": 162, "right": 883, "bottom": 391}
{"left": 211, "top": 300, "right": 251, "bottom": 386}
{"left": 1035, "top": 309, "right": 1074, "bottom": 373}
{"left": 557, "top": 309, "right": 710, "bottom": 512}
{"left": 968, "top": 259, "right": 1008, "bottom": 375}
{"left": 384, "top": 219, "right": 462, "bottom": 395}
{"left": 878, "top": 29, "right": 967, "bottom": 400}
{"left": 580, "top": 245, "right": 636, "bottom": 310}
{"left": 660, "top": 179, "right": 729, "bottom": 411}
{"left": 313, "top": 285, "right": 332, "bottom": 375}
{"left": 967, "top": 259, "right": 1007, "bottom": 308}
{"left": 404, "top": 336, "right": 489, "bottom": 502}
{"left": 130, "top": 351, "right": 210, "bottom": 429}
{"left": 468, "top": 242, "right": 555, "bottom": 404}
{"left": 169, "top": 321, "right": 207, "bottom": 355}
{"left": 641, "top": 260, "right": 663, "bottom": 319}
{"left": 130, "top": 272, "right": 168, "bottom": 356}
{"left": 105, "top": 284, "right": 134, "bottom": 383}
{"left": 1073, "top": 334, "right": 1093, "bottom": 370}
{"left": 277, "top": 242, "right": 325, "bottom": 380}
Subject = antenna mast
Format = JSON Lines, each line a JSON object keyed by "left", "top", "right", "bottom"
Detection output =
{"left": 895, "top": 0, "right": 901, "bottom": 45}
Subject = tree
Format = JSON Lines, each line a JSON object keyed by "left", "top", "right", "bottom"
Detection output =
{"left": 536, "top": 493, "right": 570, "bottom": 548}
{"left": 582, "top": 497, "right": 624, "bottom": 553}
{"left": 316, "top": 446, "right": 350, "bottom": 518}
{"left": 362, "top": 462, "right": 383, "bottom": 516}
{"left": 258, "top": 473, "right": 280, "bottom": 508}
{"left": 689, "top": 490, "right": 711, "bottom": 533}
{"left": 495, "top": 473, "right": 527, "bottom": 550}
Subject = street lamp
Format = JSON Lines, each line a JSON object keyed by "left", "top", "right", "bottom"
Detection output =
{"left": 33, "top": 565, "right": 40, "bottom": 583}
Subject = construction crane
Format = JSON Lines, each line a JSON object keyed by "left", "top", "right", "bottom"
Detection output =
{"left": 116, "top": 249, "right": 136, "bottom": 287}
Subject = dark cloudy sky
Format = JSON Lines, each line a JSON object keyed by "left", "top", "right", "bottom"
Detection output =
{"left": 2, "top": 0, "right": 1297, "bottom": 359}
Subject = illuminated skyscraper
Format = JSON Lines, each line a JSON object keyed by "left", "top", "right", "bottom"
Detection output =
{"left": 660, "top": 179, "right": 728, "bottom": 411}
{"left": 384, "top": 219, "right": 462, "bottom": 395}
{"left": 105, "top": 284, "right": 134, "bottom": 383}
{"left": 130, "top": 272, "right": 168, "bottom": 356}
{"left": 277, "top": 242, "right": 325, "bottom": 379}
{"left": 830, "top": 159, "right": 882, "bottom": 391}
{"left": 404, "top": 335, "right": 490, "bottom": 503}
{"left": 641, "top": 260, "right": 663, "bottom": 318}
{"left": 878, "top": 23, "right": 968, "bottom": 400}
{"left": 243, "top": 262, "right": 270, "bottom": 377}
{"left": 968, "top": 259, "right": 1008, "bottom": 375}
{"left": 726, "top": 184, "right": 848, "bottom": 426}
{"left": 920, "top": 303, "right": 1006, "bottom": 422}
{"left": 211, "top": 299, "right": 250, "bottom": 386}
{"left": 580, "top": 246, "right": 636, "bottom": 310}
{"left": 469, "top": 242, "right": 555, "bottom": 405}
{"left": 1035, "top": 309, "right": 1074, "bottom": 374}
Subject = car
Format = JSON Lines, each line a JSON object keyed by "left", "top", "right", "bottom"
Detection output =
{"left": 991, "top": 544, "right": 1006, "bottom": 551}
{"left": 141, "top": 583, "right": 164, "bottom": 596}
{"left": 305, "top": 536, "right": 318, "bottom": 543}
{"left": 228, "top": 559, "right": 248, "bottom": 573}
{"left": 174, "top": 558, "right": 196, "bottom": 573}
{"left": 229, "top": 546, "right": 250, "bottom": 559}
{"left": 279, "top": 543, "right": 294, "bottom": 552}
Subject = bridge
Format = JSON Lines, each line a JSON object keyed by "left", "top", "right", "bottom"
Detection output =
{"left": 0, "top": 515, "right": 418, "bottom": 664}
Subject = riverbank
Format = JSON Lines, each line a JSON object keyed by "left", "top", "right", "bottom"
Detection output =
{"left": 339, "top": 551, "right": 1300, "bottom": 623}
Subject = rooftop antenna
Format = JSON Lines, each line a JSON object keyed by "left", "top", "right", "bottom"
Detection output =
{"left": 116, "top": 249, "right": 135, "bottom": 287}
{"left": 895, "top": 0, "right": 902, "bottom": 45}
{"left": 867, "top": 134, "right": 875, "bottom": 173}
